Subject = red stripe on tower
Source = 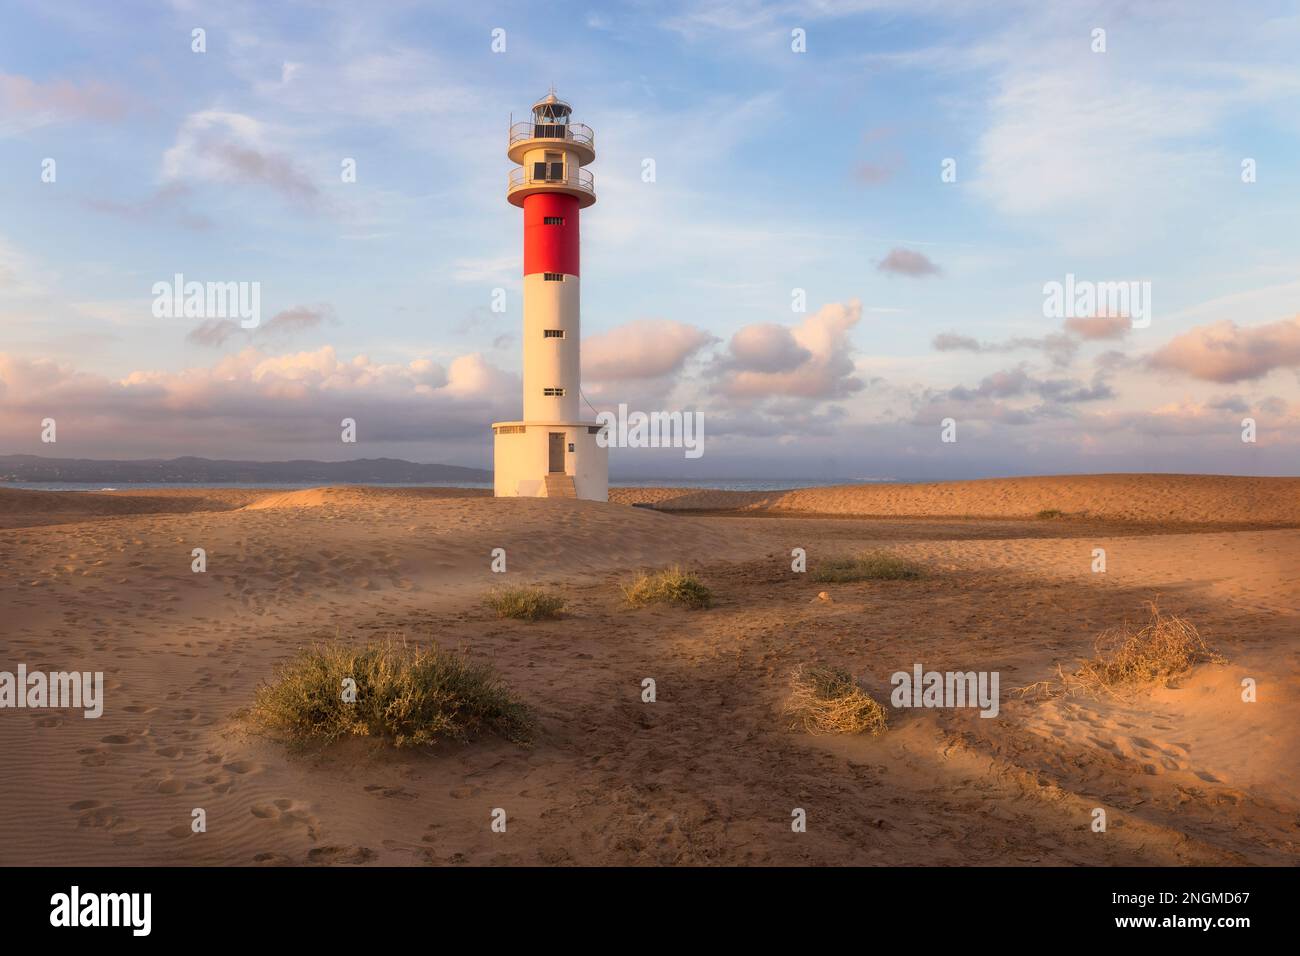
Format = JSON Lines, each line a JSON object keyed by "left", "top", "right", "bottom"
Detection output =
{"left": 523, "top": 193, "right": 580, "bottom": 277}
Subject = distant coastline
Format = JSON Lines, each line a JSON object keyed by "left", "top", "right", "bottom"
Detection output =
{"left": 0, "top": 454, "right": 490, "bottom": 486}
{"left": 0, "top": 454, "right": 900, "bottom": 493}
{"left": 3, "top": 478, "right": 893, "bottom": 493}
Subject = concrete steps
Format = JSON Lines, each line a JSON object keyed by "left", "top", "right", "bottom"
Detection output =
{"left": 544, "top": 473, "right": 577, "bottom": 498}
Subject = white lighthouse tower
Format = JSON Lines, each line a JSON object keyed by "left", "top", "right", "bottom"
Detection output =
{"left": 492, "top": 91, "right": 608, "bottom": 501}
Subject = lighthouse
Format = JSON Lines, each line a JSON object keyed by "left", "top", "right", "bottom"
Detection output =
{"left": 492, "top": 91, "right": 608, "bottom": 501}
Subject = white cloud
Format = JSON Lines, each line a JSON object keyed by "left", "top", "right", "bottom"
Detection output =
{"left": 162, "top": 110, "right": 319, "bottom": 205}
{"left": 584, "top": 319, "right": 717, "bottom": 382}
{"left": 716, "top": 300, "right": 864, "bottom": 400}
{"left": 0, "top": 346, "right": 517, "bottom": 454}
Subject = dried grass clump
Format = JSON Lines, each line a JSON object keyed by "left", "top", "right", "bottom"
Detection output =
{"left": 623, "top": 565, "right": 713, "bottom": 609}
{"left": 783, "top": 664, "right": 888, "bottom": 736}
{"left": 1018, "top": 602, "right": 1223, "bottom": 700}
{"left": 811, "top": 551, "right": 923, "bottom": 583}
{"left": 1036, "top": 508, "right": 1065, "bottom": 520}
{"left": 250, "top": 639, "right": 534, "bottom": 748}
{"left": 484, "top": 586, "right": 565, "bottom": 621}
{"left": 1076, "top": 602, "right": 1223, "bottom": 688}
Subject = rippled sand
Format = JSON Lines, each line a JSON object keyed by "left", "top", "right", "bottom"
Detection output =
{"left": 1, "top": 477, "right": 1295, "bottom": 865}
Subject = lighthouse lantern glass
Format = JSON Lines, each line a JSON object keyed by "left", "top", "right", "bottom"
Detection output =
{"left": 533, "top": 102, "right": 571, "bottom": 139}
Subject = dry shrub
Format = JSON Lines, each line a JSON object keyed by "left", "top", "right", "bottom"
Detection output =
{"left": 485, "top": 586, "right": 565, "bottom": 621}
{"left": 623, "top": 565, "right": 713, "bottom": 609}
{"left": 812, "top": 551, "right": 922, "bottom": 583}
{"left": 1019, "top": 602, "right": 1223, "bottom": 699}
{"left": 1076, "top": 602, "right": 1222, "bottom": 688}
{"left": 783, "top": 664, "right": 887, "bottom": 736}
{"left": 250, "top": 639, "right": 533, "bottom": 748}
{"left": 1036, "top": 508, "right": 1065, "bottom": 519}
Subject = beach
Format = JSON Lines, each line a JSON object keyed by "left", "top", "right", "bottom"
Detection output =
{"left": 1, "top": 475, "right": 1296, "bottom": 866}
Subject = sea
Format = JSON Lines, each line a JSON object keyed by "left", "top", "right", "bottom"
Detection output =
{"left": 5, "top": 478, "right": 903, "bottom": 493}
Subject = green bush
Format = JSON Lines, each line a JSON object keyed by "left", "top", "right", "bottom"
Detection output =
{"left": 484, "top": 586, "right": 565, "bottom": 621}
{"left": 250, "top": 640, "right": 533, "bottom": 748}
{"left": 811, "top": 552, "right": 923, "bottom": 583}
{"left": 623, "top": 565, "right": 713, "bottom": 609}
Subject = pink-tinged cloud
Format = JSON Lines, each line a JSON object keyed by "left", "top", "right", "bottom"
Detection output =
{"left": 583, "top": 319, "right": 716, "bottom": 382}
{"left": 163, "top": 111, "right": 319, "bottom": 206}
{"left": 1080, "top": 398, "right": 1298, "bottom": 439}
{"left": 727, "top": 323, "right": 811, "bottom": 373}
{"left": 0, "top": 73, "right": 129, "bottom": 129}
{"left": 854, "top": 127, "right": 900, "bottom": 184}
{"left": 1148, "top": 314, "right": 1300, "bottom": 383}
{"left": 187, "top": 305, "right": 334, "bottom": 347}
{"left": 0, "top": 347, "right": 516, "bottom": 455}
{"left": 84, "top": 183, "right": 213, "bottom": 232}
{"left": 718, "top": 300, "right": 864, "bottom": 400}
{"left": 933, "top": 330, "right": 1078, "bottom": 366}
{"left": 1065, "top": 313, "right": 1132, "bottom": 339}
{"left": 877, "top": 248, "right": 940, "bottom": 277}
{"left": 854, "top": 162, "right": 895, "bottom": 185}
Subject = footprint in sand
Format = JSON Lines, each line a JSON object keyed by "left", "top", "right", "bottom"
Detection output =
{"left": 381, "top": 839, "right": 438, "bottom": 864}
{"left": 111, "top": 826, "right": 144, "bottom": 847}
{"left": 154, "top": 777, "right": 187, "bottom": 795}
{"left": 99, "top": 734, "right": 154, "bottom": 754}
{"left": 363, "top": 784, "right": 418, "bottom": 801}
{"left": 222, "top": 759, "right": 262, "bottom": 775}
{"left": 72, "top": 801, "right": 127, "bottom": 830}
{"left": 306, "top": 845, "right": 377, "bottom": 865}
{"left": 249, "top": 799, "right": 318, "bottom": 834}
{"left": 79, "top": 745, "right": 122, "bottom": 767}
{"left": 202, "top": 771, "right": 235, "bottom": 794}
{"left": 1128, "top": 736, "right": 1190, "bottom": 771}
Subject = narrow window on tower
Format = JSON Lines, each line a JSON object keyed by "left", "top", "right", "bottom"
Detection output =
{"left": 544, "top": 387, "right": 566, "bottom": 397}
{"left": 543, "top": 272, "right": 564, "bottom": 281}
{"left": 543, "top": 216, "right": 565, "bottom": 225}
{"left": 544, "top": 152, "right": 562, "bottom": 181}
{"left": 544, "top": 329, "right": 565, "bottom": 338}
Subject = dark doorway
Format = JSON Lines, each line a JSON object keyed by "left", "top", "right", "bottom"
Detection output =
{"left": 548, "top": 433, "right": 565, "bottom": 473}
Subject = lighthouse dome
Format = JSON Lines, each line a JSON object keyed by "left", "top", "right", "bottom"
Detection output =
{"left": 532, "top": 91, "right": 572, "bottom": 119}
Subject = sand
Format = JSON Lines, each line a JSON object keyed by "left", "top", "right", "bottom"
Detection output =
{"left": 610, "top": 474, "right": 1300, "bottom": 525}
{"left": 0, "top": 474, "right": 1295, "bottom": 866}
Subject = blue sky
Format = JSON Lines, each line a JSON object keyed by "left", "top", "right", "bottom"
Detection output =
{"left": 2, "top": 0, "right": 1298, "bottom": 478}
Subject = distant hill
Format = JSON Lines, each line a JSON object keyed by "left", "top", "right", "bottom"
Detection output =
{"left": 0, "top": 455, "right": 491, "bottom": 484}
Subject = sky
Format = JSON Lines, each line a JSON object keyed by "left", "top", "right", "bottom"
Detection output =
{"left": 1, "top": 0, "right": 1298, "bottom": 479}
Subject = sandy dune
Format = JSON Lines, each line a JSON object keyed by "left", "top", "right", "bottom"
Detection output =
{"left": 611, "top": 474, "right": 1300, "bottom": 525}
{"left": 0, "top": 476, "right": 1295, "bottom": 866}
{"left": 0, "top": 487, "right": 267, "bottom": 530}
